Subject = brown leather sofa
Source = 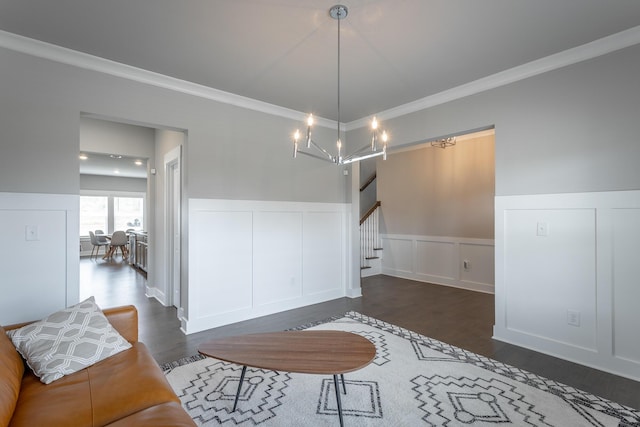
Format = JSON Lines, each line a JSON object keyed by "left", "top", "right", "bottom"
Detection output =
{"left": 1, "top": 305, "right": 195, "bottom": 427}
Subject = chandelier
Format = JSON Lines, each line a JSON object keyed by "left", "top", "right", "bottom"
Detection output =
{"left": 292, "top": 5, "right": 389, "bottom": 165}
{"left": 431, "top": 137, "right": 457, "bottom": 149}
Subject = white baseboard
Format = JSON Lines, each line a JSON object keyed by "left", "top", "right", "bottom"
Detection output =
{"left": 145, "top": 284, "right": 167, "bottom": 306}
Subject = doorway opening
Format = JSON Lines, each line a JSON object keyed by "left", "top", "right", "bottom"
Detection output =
{"left": 78, "top": 114, "right": 187, "bottom": 320}
{"left": 358, "top": 128, "right": 496, "bottom": 294}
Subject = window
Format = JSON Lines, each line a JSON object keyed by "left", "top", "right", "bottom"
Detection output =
{"left": 80, "top": 193, "right": 145, "bottom": 237}
{"left": 114, "top": 197, "right": 144, "bottom": 232}
{"left": 80, "top": 196, "right": 108, "bottom": 236}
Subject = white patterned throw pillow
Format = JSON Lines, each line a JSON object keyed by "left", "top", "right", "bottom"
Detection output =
{"left": 6, "top": 297, "right": 132, "bottom": 384}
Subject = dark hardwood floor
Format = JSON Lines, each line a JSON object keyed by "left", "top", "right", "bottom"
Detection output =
{"left": 80, "top": 257, "right": 640, "bottom": 411}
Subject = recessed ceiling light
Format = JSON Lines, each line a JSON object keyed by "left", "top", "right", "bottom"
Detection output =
{"left": 79, "top": 154, "right": 88, "bottom": 160}
{"left": 110, "top": 154, "right": 123, "bottom": 159}
{"left": 135, "top": 160, "right": 143, "bottom": 166}
{"left": 114, "top": 170, "right": 120, "bottom": 174}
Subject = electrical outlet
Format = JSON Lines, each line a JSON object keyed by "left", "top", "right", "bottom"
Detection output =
{"left": 463, "top": 260, "right": 471, "bottom": 271}
{"left": 567, "top": 309, "right": 581, "bottom": 327}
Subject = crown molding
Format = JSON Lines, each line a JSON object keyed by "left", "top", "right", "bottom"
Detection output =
{"left": 2, "top": 25, "right": 639, "bottom": 132}
{"left": 345, "top": 25, "right": 640, "bottom": 131}
{"left": 0, "top": 30, "right": 340, "bottom": 129}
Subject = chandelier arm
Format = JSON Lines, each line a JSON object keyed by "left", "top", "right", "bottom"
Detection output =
{"left": 341, "top": 151, "right": 386, "bottom": 165}
{"left": 309, "top": 139, "right": 335, "bottom": 160}
{"left": 296, "top": 150, "right": 336, "bottom": 163}
{"left": 344, "top": 142, "right": 384, "bottom": 159}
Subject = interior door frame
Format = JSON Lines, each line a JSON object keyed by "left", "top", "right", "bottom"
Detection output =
{"left": 164, "top": 145, "right": 182, "bottom": 309}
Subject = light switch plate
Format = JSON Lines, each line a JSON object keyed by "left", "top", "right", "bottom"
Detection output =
{"left": 536, "top": 222, "right": 548, "bottom": 237}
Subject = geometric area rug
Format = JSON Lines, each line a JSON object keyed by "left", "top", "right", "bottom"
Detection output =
{"left": 163, "top": 312, "right": 640, "bottom": 426}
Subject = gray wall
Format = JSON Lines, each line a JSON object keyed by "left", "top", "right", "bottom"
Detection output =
{"left": 377, "top": 133, "right": 494, "bottom": 238}
{"left": 359, "top": 157, "right": 378, "bottom": 217}
{"left": 3, "top": 38, "right": 640, "bottom": 358}
{"left": 3, "top": 43, "right": 639, "bottom": 204}
{"left": 80, "top": 116, "right": 156, "bottom": 158}
{"left": 0, "top": 47, "right": 345, "bottom": 203}
{"left": 80, "top": 174, "right": 147, "bottom": 192}
{"left": 346, "top": 44, "right": 640, "bottom": 197}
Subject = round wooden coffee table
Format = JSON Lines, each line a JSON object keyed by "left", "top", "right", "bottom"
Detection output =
{"left": 198, "top": 330, "right": 376, "bottom": 426}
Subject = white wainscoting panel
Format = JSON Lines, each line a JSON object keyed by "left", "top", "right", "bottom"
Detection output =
{"left": 381, "top": 237, "right": 414, "bottom": 274}
{"left": 381, "top": 234, "right": 494, "bottom": 293}
{"left": 187, "top": 199, "right": 351, "bottom": 333}
{"left": 0, "top": 192, "right": 79, "bottom": 324}
{"left": 460, "top": 243, "right": 495, "bottom": 289}
{"left": 253, "top": 211, "right": 303, "bottom": 306}
{"left": 611, "top": 208, "right": 640, "bottom": 364}
{"left": 503, "top": 209, "right": 597, "bottom": 351}
{"left": 191, "top": 210, "right": 254, "bottom": 318}
{"left": 416, "top": 240, "right": 456, "bottom": 280}
{"left": 303, "top": 211, "right": 344, "bottom": 296}
{"left": 495, "top": 191, "right": 640, "bottom": 381}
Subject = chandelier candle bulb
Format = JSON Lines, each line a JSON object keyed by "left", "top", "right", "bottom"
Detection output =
{"left": 371, "top": 117, "right": 378, "bottom": 150}
{"left": 306, "top": 116, "right": 313, "bottom": 148}
{"left": 293, "top": 130, "right": 300, "bottom": 157}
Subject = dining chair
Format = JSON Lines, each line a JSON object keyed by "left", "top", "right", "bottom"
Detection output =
{"left": 109, "top": 230, "right": 129, "bottom": 259}
{"left": 89, "top": 231, "right": 109, "bottom": 259}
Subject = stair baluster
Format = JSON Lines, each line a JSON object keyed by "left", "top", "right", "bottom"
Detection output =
{"left": 360, "top": 201, "right": 381, "bottom": 270}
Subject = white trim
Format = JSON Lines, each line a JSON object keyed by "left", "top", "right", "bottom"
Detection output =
{"left": 145, "top": 284, "right": 167, "bottom": 306}
{"left": 2, "top": 25, "right": 639, "bottom": 130}
{"left": 164, "top": 145, "right": 182, "bottom": 310}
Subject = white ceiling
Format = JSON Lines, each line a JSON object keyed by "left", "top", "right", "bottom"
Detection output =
{"left": 79, "top": 152, "right": 148, "bottom": 179}
{"left": 1, "top": 0, "right": 640, "bottom": 124}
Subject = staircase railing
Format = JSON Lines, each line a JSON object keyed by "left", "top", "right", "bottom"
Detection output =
{"left": 360, "top": 201, "right": 382, "bottom": 270}
{"left": 360, "top": 172, "right": 376, "bottom": 192}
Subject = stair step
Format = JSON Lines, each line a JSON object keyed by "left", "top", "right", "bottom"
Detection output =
{"left": 374, "top": 247, "right": 383, "bottom": 251}
{"left": 365, "top": 256, "right": 380, "bottom": 260}
{"left": 360, "top": 266, "right": 372, "bottom": 270}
